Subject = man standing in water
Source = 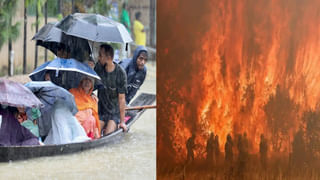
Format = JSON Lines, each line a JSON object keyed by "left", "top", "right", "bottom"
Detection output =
{"left": 94, "top": 44, "right": 128, "bottom": 135}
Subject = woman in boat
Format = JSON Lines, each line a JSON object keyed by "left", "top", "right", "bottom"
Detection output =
{"left": 0, "top": 105, "right": 40, "bottom": 146}
{"left": 69, "top": 76, "right": 101, "bottom": 139}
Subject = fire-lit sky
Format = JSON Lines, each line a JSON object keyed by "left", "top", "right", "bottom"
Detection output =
{"left": 157, "top": 0, "right": 320, "bottom": 165}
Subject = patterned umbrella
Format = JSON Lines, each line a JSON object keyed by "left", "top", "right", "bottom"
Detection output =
{"left": 0, "top": 79, "right": 43, "bottom": 108}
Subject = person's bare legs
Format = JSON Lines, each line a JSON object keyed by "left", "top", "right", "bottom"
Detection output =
{"left": 100, "top": 120, "right": 105, "bottom": 131}
{"left": 104, "top": 120, "right": 117, "bottom": 135}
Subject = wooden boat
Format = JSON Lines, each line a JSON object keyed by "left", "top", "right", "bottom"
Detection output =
{"left": 0, "top": 93, "right": 156, "bottom": 162}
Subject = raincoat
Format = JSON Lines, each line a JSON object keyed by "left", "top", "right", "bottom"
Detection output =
{"left": 23, "top": 108, "right": 40, "bottom": 137}
{"left": 69, "top": 79, "right": 100, "bottom": 139}
{"left": 0, "top": 107, "right": 39, "bottom": 146}
{"left": 44, "top": 99, "right": 90, "bottom": 145}
{"left": 133, "top": 20, "right": 146, "bottom": 46}
{"left": 120, "top": 46, "right": 147, "bottom": 104}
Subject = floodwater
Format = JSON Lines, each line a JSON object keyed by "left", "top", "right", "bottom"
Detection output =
{"left": 0, "top": 62, "right": 156, "bottom": 180}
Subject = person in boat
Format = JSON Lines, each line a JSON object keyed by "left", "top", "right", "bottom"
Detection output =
{"left": 56, "top": 43, "right": 71, "bottom": 59}
{"left": 44, "top": 69, "right": 63, "bottom": 88}
{"left": 23, "top": 108, "right": 41, "bottom": 137}
{"left": 94, "top": 44, "right": 128, "bottom": 135}
{"left": 69, "top": 76, "right": 100, "bottom": 139}
{"left": 44, "top": 99, "right": 90, "bottom": 145}
{"left": 16, "top": 107, "right": 28, "bottom": 123}
{"left": 15, "top": 107, "right": 40, "bottom": 137}
{"left": 0, "top": 105, "right": 40, "bottom": 146}
{"left": 44, "top": 44, "right": 74, "bottom": 90}
{"left": 119, "top": 46, "right": 148, "bottom": 104}
{"left": 36, "top": 72, "right": 55, "bottom": 141}
{"left": 45, "top": 43, "right": 70, "bottom": 83}
{"left": 86, "top": 58, "right": 95, "bottom": 69}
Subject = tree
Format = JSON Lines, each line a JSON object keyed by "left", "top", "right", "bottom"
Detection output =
{"left": 0, "top": 0, "right": 20, "bottom": 76}
{"left": 303, "top": 110, "right": 320, "bottom": 162}
{"left": 34, "top": 0, "right": 46, "bottom": 69}
{"left": 291, "top": 129, "right": 306, "bottom": 167}
{"left": 23, "top": 0, "right": 27, "bottom": 74}
{"left": 88, "top": 0, "right": 111, "bottom": 16}
{"left": 264, "top": 85, "right": 298, "bottom": 152}
{"left": 44, "top": 0, "right": 48, "bottom": 62}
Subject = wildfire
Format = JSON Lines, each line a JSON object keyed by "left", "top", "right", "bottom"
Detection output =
{"left": 158, "top": 0, "right": 320, "bottom": 163}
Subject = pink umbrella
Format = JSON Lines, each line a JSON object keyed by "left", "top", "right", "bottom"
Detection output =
{"left": 0, "top": 78, "right": 43, "bottom": 108}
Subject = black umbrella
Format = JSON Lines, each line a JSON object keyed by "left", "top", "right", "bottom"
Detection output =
{"left": 32, "top": 22, "right": 62, "bottom": 55}
{"left": 32, "top": 22, "right": 92, "bottom": 62}
{"left": 56, "top": 13, "right": 133, "bottom": 43}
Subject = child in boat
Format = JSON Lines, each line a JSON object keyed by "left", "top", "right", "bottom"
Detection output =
{"left": 14, "top": 107, "right": 41, "bottom": 138}
{"left": 22, "top": 108, "right": 41, "bottom": 137}
{"left": 16, "top": 107, "right": 27, "bottom": 123}
{"left": 69, "top": 76, "right": 100, "bottom": 139}
{"left": 0, "top": 105, "right": 40, "bottom": 146}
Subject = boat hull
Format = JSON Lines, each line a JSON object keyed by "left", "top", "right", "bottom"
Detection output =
{"left": 0, "top": 93, "right": 156, "bottom": 162}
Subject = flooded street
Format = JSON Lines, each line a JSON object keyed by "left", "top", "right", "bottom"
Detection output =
{"left": 0, "top": 62, "right": 156, "bottom": 180}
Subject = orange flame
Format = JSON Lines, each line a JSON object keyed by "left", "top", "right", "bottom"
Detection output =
{"left": 158, "top": 0, "right": 320, "bottom": 163}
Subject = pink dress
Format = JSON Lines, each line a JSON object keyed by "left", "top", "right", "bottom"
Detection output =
{"left": 75, "top": 109, "right": 97, "bottom": 139}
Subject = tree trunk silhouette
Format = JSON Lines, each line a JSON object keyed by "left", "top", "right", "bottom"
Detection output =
{"left": 44, "top": 1, "right": 48, "bottom": 62}
{"left": 34, "top": 2, "right": 39, "bottom": 69}
{"left": 23, "top": 0, "right": 27, "bottom": 74}
{"left": 149, "top": 0, "right": 156, "bottom": 47}
{"left": 71, "top": 0, "right": 74, "bottom": 13}
{"left": 8, "top": 15, "right": 12, "bottom": 76}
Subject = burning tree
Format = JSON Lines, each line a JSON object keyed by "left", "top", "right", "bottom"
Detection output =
{"left": 303, "top": 110, "right": 320, "bottom": 162}
{"left": 264, "top": 85, "right": 298, "bottom": 152}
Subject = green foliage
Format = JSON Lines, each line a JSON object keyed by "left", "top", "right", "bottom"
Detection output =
{"left": 46, "top": 0, "right": 59, "bottom": 16}
{"left": 56, "top": 13, "right": 63, "bottom": 20}
{"left": 27, "top": 0, "right": 59, "bottom": 17}
{"left": 87, "top": 0, "right": 111, "bottom": 16}
{"left": 110, "top": 43, "right": 121, "bottom": 50}
{"left": 0, "top": 0, "right": 20, "bottom": 50}
{"left": 27, "top": 0, "right": 46, "bottom": 30}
